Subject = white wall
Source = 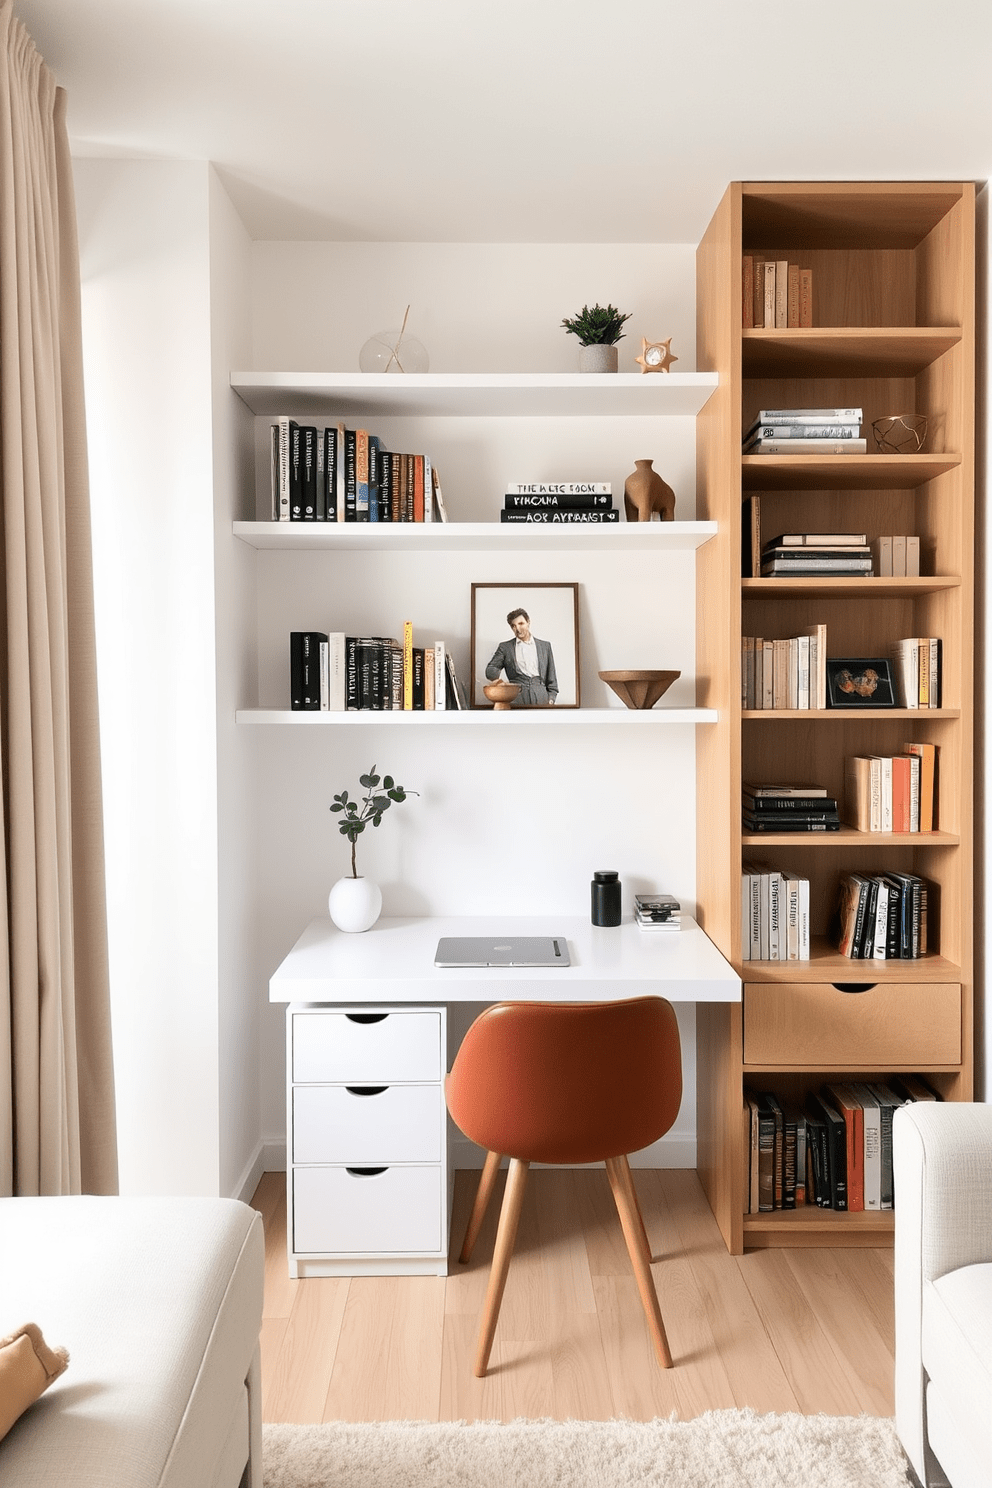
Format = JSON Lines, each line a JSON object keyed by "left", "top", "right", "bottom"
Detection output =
{"left": 77, "top": 159, "right": 223, "bottom": 1194}
{"left": 247, "top": 242, "right": 704, "bottom": 1163}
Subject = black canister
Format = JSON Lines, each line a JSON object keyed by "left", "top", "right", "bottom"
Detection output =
{"left": 591, "top": 870, "right": 621, "bottom": 927}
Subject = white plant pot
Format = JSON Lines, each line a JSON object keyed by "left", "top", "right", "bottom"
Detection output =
{"left": 328, "top": 875, "right": 382, "bottom": 933}
{"left": 578, "top": 344, "right": 618, "bottom": 373}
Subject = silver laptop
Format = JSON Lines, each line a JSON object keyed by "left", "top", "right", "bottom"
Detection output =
{"left": 434, "top": 935, "right": 570, "bottom": 968}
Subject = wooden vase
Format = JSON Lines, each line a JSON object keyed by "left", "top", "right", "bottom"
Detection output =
{"left": 623, "top": 459, "right": 676, "bottom": 522}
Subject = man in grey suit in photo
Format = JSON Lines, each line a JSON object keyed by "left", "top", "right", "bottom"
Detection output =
{"left": 485, "top": 607, "right": 558, "bottom": 706}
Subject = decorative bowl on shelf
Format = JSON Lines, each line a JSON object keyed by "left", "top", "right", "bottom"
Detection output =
{"left": 599, "top": 670, "right": 680, "bottom": 709}
{"left": 482, "top": 681, "right": 521, "bottom": 711}
{"left": 871, "top": 414, "right": 928, "bottom": 453}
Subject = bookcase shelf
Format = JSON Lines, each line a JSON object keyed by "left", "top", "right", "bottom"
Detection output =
{"left": 695, "top": 181, "right": 975, "bottom": 1253}
{"left": 233, "top": 519, "right": 717, "bottom": 554}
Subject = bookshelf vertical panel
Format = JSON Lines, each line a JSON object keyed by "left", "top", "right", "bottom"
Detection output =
{"left": 696, "top": 181, "right": 975, "bottom": 1254}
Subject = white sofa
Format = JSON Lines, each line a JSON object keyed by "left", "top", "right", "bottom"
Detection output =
{"left": 894, "top": 1102, "right": 992, "bottom": 1488}
{"left": 0, "top": 1195, "right": 264, "bottom": 1488}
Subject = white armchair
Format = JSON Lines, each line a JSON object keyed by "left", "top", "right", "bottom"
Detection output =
{"left": 893, "top": 1102, "right": 992, "bottom": 1488}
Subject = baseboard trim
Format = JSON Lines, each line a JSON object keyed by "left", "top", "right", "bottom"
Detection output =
{"left": 231, "top": 1140, "right": 286, "bottom": 1201}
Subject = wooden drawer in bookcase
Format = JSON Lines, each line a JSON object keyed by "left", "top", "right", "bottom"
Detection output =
{"left": 743, "top": 981, "right": 961, "bottom": 1067}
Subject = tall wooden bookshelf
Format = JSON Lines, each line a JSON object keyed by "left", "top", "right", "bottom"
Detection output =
{"left": 694, "top": 182, "right": 975, "bottom": 1252}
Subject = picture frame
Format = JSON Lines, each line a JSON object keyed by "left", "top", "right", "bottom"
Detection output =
{"left": 825, "top": 657, "right": 897, "bottom": 708}
{"left": 470, "top": 582, "right": 580, "bottom": 708}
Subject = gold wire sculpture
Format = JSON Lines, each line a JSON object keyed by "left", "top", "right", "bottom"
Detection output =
{"left": 871, "top": 415, "right": 928, "bottom": 453}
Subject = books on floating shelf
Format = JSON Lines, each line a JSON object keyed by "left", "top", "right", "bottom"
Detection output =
{"left": 291, "top": 627, "right": 468, "bottom": 712}
{"left": 270, "top": 418, "right": 447, "bottom": 523}
{"left": 500, "top": 482, "right": 617, "bottom": 523}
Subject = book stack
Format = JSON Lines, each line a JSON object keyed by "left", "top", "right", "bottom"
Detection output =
{"left": 634, "top": 893, "right": 681, "bottom": 932}
{"left": 742, "top": 623, "right": 826, "bottom": 709}
{"left": 290, "top": 628, "right": 468, "bottom": 712}
{"left": 271, "top": 418, "right": 447, "bottom": 523}
{"left": 835, "top": 871, "right": 929, "bottom": 959}
{"left": 760, "top": 532, "right": 872, "bottom": 578}
{"left": 845, "top": 744, "right": 938, "bottom": 832}
{"left": 743, "top": 782, "right": 840, "bottom": 834}
{"left": 740, "top": 860, "right": 811, "bottom": 960}
{"left": 742, "top": 258, "right": 813, "bottom": 329}
{"left": 500, "top": 482, "right": 619, "bottom": 524}
{"left": 890, "top": 637, "right": 942, "bottom": 708}
{"left": 745, "top": 1076, "right": 939, "bottom": 1214}
{"left": 871, "top": 536, "right": 921, "bottom": 577}
{"left": 743, "top": 407, "right": 865, "bottom": 455}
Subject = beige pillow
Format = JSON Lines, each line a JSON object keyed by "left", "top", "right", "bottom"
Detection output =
{"left": 0, "top": 1323, "right": 69, "bottom": 1440}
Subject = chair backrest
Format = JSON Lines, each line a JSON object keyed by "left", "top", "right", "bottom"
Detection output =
{"left": 445, "top": 997, "right": 682, "bottom": 1164}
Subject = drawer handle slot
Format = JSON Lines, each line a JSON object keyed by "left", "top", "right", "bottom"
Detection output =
{"left": 346, "top": 1086, "right": 387, "bottom": 1097}
{"left": 346, "top": 1013, "right": 388, "bottom": 1024}
{"left": 831, "top": 982, "right": 876, "bottom": 994}
{"left": 345, "top": 1167, "right": 388, "bottom": 1178}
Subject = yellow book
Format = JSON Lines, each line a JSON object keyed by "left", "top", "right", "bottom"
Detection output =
{"left": 403, "top": 620, "right": 413, "bottom": 710}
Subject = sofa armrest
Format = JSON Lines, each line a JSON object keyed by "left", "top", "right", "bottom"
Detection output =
{"left": 893, "top": 1102, "right": 992, "bottom": 1486}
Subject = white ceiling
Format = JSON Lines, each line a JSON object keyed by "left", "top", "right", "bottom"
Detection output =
{"left": 15, "top": 0, "right": 992, "bottom": 243}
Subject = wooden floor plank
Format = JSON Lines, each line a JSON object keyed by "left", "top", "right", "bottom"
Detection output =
{"left": 254, "top": 1169, "right": 896, "bottom": 1422}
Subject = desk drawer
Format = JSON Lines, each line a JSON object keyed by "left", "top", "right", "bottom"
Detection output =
{"left": 293, "top": 1164, "right": 443, "bottom": 1255}
{"left": 292, "top": 1010, "right": 442, "bottom": 1083}
{"left": 293, "top": 1084, "right": 443, "bottom": 1164}
{"left": 743, "top": 981, "right": 961, "bottom": 1067}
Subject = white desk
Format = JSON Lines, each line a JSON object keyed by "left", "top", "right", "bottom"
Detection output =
{"left": 270, "top": 915, "right": 739, "bottom": 1277}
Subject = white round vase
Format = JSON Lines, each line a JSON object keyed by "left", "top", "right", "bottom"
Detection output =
{"left": 328, "top": 875, "right": 382, "bottom": 933}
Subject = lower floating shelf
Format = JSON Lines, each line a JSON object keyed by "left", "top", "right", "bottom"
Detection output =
{"left": 237, "top": 707, "right": 718, "bottom": 726}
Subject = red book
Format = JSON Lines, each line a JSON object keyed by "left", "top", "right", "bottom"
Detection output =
{"left": 413, "top": 455, "right": 425, "bottom": 522}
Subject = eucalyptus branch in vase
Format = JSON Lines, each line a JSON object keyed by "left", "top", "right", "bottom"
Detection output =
{"left": 330, "top": 766, "right": 418, "bottom": 878}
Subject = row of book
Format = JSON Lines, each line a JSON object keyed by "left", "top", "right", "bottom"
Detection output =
{"left": 740, "top": 860, "right": 811, "bottom": 961}
{"left": 745, "top": 1076, "right": 940, "bottom": 1214}
{"left": 742, "top": 624, "right": 826, "bottom": 710}
{"left": 891, "top": 637, "right": 942, "bottom": 708}
{"left": 743, "top": 782, "right": 839, "bottom": 835}
{"left": 270, "top": 419, "right": 448, "bottom": 523}
{"left": 289, "top": 628, "right": 468, "bottom": 712}
{"left": 635, "top": 893, "right": 681, "bottom": 933}
{"left": 742, "top": 260, "right": 814, "bottom": 330}
{"left": 835, "top": 871, "right": 929, "bottom": 960}
{"left": 873, "top": 536, "right": 921, "bottom": 577}
{"left": 743, "top": 407, "right": 864, "bottom": 455}
{"left": 760, "top": 534, "right": 871, "bottom": 578}
{"left": 499, "top": 482, "right": 620, "bottom": 524}
{"left": 845, "top": 745, "right": 938, "bottom": 833}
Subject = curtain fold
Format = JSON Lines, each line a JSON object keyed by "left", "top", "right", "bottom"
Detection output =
{"left": 0, "top": 0, "right": 117, "bottom": 1195}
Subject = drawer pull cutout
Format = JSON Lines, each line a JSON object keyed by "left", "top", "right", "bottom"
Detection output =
{"left": 346, "top": 1013, "right": 388, "bottom": 1024}
{"left": 345, "top": 1167, "right": 388, "bottom": 1178}
{"left": 345, "top": 1086, "right": 387, "bottom": 1097}
{"left": 831, "top": 983, "right": 876, "bottom": 994}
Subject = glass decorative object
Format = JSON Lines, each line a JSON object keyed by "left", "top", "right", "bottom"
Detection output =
{"left": 871, "top": 415, "right": 928, "bottom": 453}
{"left": 359, "top": 306, "right": 429, "bottom": 373}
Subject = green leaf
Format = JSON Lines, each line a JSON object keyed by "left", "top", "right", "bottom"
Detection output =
{"left": 383, "top": 775, "right": 394, "bottom": 789}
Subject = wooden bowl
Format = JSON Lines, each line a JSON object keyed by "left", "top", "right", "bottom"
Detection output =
{"left": 482, "top": 681, "right": 521, "bottom": 711}
{"left": 599, "top": 669, "right": 680, "bottom": 709}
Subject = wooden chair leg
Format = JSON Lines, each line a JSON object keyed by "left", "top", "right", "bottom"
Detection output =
{"left": 605, "top": 1155, "right": 673, "bottom": 1368}
{"left": 616, "top": 1153, "right": 654, "bottom": 1265}
{"left": 474, "top": 1156, "right": 529, "bottom": 1377}
{"left": 459, "top": 1148, "right": 503, "bottom": 1264}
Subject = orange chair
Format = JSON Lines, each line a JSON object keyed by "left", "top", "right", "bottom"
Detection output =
{"left": 445, "top": 996, "right": 682, "bottom": 1376}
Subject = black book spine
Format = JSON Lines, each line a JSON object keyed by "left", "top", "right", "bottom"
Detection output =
{"left": 503, "top": 492, "right": 613, "bottom": 510}
{"left": 324, "top": 427, "right": 337, "bottom": 521}
{"left": 290, "top": 630, "right": 326, "bottom": 710}
{"left": 500, "top": 509, "right": 620, "bottom": 523}
{"left": 742, "top": 795, "right": 838, "bottom": 812}
{"left": 378, "top": 449, "right": 392, "bottom": 523}
{"left": 369, "top": 437, "right": 380, "bottom": 523}
{"left": 345, "top": 636, "right": 359, "bottom": 710}
{"left": 344, "top": 429, "right": 357, "bottom": 521}
{"left": 300, "top": 426, "right": 317, "bottom": 519}
{"left": 412, "top": 647, "right": 425, "bottom": 709}
{"left": 315, "top": 424, "right": 326, "bottom": 520}
{"left": 289, "top": 421, "right": 303, "bottom": 520}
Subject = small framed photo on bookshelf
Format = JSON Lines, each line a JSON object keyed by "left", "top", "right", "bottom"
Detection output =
{"left": 826, "top": 657, "right": 897, "bottom": 708}
{"left": 470, "top": 582, "right": 580, "bottom": 708}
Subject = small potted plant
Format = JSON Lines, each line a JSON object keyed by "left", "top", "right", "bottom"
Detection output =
{"left": 560, "top": 302, "right": 632, "bottom": 372}
{"left": 328, "top": 766, "right": 418, "bottom": 932}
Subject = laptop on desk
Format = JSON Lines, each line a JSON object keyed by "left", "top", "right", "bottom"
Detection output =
{"left": 434, "top": 935, "right": 570, "bottom": 968}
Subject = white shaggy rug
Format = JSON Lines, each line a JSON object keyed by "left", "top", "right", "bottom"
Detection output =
{"left": 262, "top": 1410, "right": 911, "bottom": 1488}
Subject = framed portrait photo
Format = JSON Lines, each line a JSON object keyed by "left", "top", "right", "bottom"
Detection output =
{"left": 470, "top": 582, "right": 580, "bottom": 708}
{"left": 826, "top": 657, "right": 897, "bottom": 708}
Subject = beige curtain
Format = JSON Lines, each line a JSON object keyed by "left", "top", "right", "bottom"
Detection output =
{"left": 0, "top": 1, "right": 117, "bottom": 1195}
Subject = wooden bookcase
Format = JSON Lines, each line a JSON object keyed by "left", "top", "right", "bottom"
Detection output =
{"left": 694, "top": 182, "right": 975, "bottom": 1252}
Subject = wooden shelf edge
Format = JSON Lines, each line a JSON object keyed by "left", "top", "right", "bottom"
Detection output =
{"left": 742, "top": 708, "right": 960, "bottom": 721}
{"left": 741, "top": 575, "right": 961, "bottom": 594}
{"left": 737, "top": 948, "right": 962, "bottom": 983}
{"left": 741, "top": 830, "right": 960, "bottom": 847}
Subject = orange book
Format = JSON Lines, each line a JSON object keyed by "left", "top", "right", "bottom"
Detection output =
{"left": 413, "top": 455, "right": 425, "bottom": 522}
{"left": 890, "top": 753, "right": 912, "bottom": 832}
{"left": 904, "top": 742, "right": 937, "bottom": 831}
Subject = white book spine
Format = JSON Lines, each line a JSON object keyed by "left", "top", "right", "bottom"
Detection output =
{"left": 423, "top": 455, "right": 433, "bottom": 522}
{"left": 872, "top": 880, "right": 889, "bottom": 958}
{"left": 327, "top": 632, "right": 347, "bottom": 711}
{"left": 862, "top": 1101, "right": 882, "bottom": 1210}
{"left": 892, "top": 535, "right": 907, "bottom": 577}
{"left": 433, "top": 640, "right": 446, "bottom": 711}
{"left": 906, "top": 535, "right": 920, "bottom": 577}
{"left": 798, "top": 877, "right": 810, "bottom": 959}
{"left": 929, "top": 638, "right": 940, "bottom": 707}
{"left": 767, "top": 871, "right": 782, "bottom": 960}
{"left": 879, "top": 756, "right": 893, "bottom": 833}
{"left": 277, "top": 416, "right": 291, "bottom": 520}
{"left": 797, "top": 634, "right": 810, "bottom": 710}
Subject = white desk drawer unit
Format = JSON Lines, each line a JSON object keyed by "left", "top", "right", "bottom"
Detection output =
{"left": 287, "top": 1005, "right": 449, "bottom": 1277}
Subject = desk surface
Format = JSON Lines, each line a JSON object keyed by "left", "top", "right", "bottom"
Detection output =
{"left": 269, "top": 914, "right": 740, "bottom": 1005}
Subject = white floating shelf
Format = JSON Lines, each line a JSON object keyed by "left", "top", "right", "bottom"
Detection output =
{"left": 237, "top": 708, "right": 717, "bottom": 727}
{"left": 230, "top": 370, "right": 719, "bottom": 419}
{"left": 233, "top": 519, "right": 717, "bottom": 553}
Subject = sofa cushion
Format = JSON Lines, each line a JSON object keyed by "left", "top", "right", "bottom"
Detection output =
{"left": 0, "top": 1196, "right": 263, "bottom": 1488}
{"left": 0, "top": 1324, "right": 69, "bottom": 1439}
{"left": 922, "top": 1261, "right": 992, "bottom": 1475}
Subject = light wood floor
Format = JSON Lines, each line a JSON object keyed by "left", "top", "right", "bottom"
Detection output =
{"left": 251, "top": 1167, "right": 895, "bottom": 1423}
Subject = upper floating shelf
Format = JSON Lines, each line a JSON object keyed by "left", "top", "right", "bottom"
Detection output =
{"left": 742, "top": 327, "right": 962, "bottom": 378}
{"left": 230, "top": 371, "right": 719, "bottom": 419}
{"left": 233, "top": 520, "right": 717, "bottom": 553}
